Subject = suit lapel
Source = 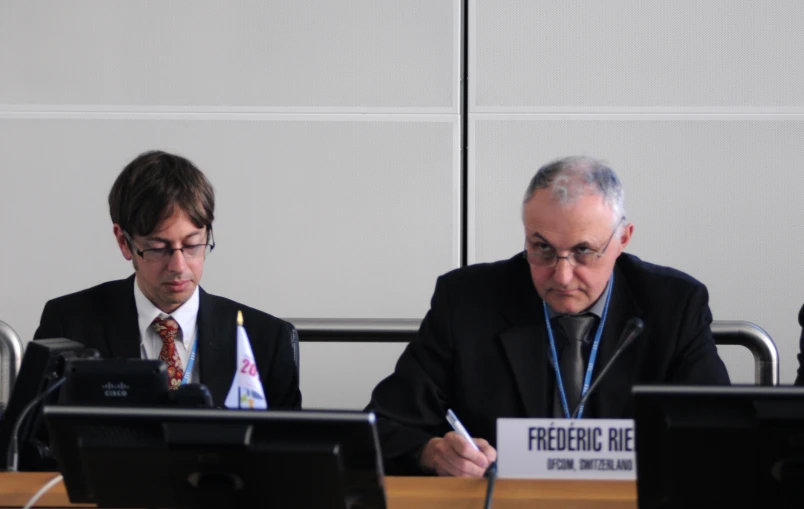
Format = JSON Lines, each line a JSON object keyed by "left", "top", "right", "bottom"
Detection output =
{"left": 197, "top": 289, "right": 237, "bottom": 406}
{"left": 102, "top": 275, "right": 141, "bottom": 359}
{"left": 499, "top": 323, "right": 548, "bottom": 417}
{"left": 591, "top": 265, "right": 643, "bottom": 417}
{"left": 496, "top": 257, "right": 551, "bottom": 417}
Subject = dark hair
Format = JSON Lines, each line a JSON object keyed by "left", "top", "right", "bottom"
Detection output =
{"left": 108, "top": 150, "right": 215, "bottom": 236}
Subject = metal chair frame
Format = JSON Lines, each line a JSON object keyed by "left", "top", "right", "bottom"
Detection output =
{"left": 711, "top": 320, "right": 779, "bottom": 386}
{"left": 0, "top": 316, "right": 777, "bottom": 409}
{"left": 0, "top": 321, "right": 24, "bottom": 410}
{"left": 290, "top": 318, "right": 780, "bottom": 386}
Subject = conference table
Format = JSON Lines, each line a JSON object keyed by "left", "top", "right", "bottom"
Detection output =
{"left": 0, "top": 473, "right": 636, "bottom": 508}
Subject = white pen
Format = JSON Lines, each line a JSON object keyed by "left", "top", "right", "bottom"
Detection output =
{"left": 446, "top": 408, "right": 481, "bottom": 452}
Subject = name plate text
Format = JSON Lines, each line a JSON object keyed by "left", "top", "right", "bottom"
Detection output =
{"left": 496, "top": 418, "right": 636, "bottom": 480}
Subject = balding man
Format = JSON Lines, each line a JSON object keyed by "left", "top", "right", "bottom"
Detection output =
{"left": 368, "top": 156, "right": 729, "bottom": 476}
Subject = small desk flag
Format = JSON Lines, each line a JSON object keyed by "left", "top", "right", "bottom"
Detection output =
{"left": 224, "top": 310, "right": 268, "bottom": 409}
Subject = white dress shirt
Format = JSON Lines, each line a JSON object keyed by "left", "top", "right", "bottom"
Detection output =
{"left": 134, "top": 278, "right": 200, "bottom": 384}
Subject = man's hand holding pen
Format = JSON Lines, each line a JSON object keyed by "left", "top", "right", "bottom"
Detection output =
{"left": 419, "top": 409, "right": 497, "bottom": 477}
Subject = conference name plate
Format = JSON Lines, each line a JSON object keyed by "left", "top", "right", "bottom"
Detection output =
{"left": 496, "top": 418, "right": 636, "bottom": 480}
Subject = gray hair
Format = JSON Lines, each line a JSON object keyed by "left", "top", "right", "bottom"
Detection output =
{"left": 522, "top": 156, "right": 625, "bottom": 226}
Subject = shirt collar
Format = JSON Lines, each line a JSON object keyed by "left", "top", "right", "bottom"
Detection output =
{"left": 134, "top": 277, "right": 200, "bottom": 341}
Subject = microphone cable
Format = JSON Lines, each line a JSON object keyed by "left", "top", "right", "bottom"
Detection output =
{"left": 22, "top": 473, "right": 64, "bottom": 509}
{"left": 6, "top": 377, "right": 65, "bottom": 472}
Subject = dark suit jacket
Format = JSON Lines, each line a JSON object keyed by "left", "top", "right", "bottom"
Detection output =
{"left": 367, "top": 252, "right": 730, "bottom": 474}
{"left": 34, "top": 275, "right": 301, "bottom": 409}
{"left": 795, "top": 303, "right": 804, "bottom": 386}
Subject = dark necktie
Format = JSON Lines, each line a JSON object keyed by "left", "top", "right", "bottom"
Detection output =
{"left": 555, "top": 314, "right": 597, "bottom": 417}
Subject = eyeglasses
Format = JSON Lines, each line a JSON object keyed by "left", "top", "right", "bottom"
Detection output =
{"left": 124, "top": 229, "right": 215, "bottom": 263}
{"left": 524, "top": 217, "right": 625, "bottom": 268}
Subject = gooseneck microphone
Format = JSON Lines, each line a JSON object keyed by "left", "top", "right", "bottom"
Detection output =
{"left": 570, "top": 318, "right": 645, "bottom": 419}
{"left": 483, "top": 461, "right": 497, "bottom": 509}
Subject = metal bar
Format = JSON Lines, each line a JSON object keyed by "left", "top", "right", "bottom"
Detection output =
{"left": 287, "top": 318, "right": 419, "bottom": 343}
{"left": 711, "top": 320, "right": 779, "bottom": 386}
{"left": 460, "top": 0, "right": 468, "bottom": 267}
{"left": 288, "top": 318, "right": 779, "bottom": 387}
{"left": 0, "top": 320, "right": 24, "bottom": 407}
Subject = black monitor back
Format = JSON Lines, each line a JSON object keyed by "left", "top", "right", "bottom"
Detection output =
{"left": 0, "top": 338, "right": 84, "bottom": 471}
{"left": 44, "top": 406, "right": 386, "bottom": 509}
{"left": 633, "top": 385, "right": 804, "bottom": 509}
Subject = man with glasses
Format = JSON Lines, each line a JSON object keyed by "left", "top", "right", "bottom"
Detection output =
{"left": 34, "top": 150, "right": 300, "bottom": 408}
{"left": 367, "top": 156, "right": 729, "bottom": 476}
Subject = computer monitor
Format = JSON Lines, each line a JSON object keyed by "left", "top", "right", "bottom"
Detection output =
{"left": 44, "top": 405, "right": 386, "bottom": 509}
{"left": 0, "top": 338, "right": 85, "bottom": 471}
{"left": 633, "top": 385, "right": 804, "bottom": 509}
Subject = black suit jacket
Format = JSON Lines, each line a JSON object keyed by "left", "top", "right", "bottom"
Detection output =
{"left": 367, "top": 253, "right": 730, "bottom": 474}
{"left": 795, "top": 303, "right": 804, "bottom": 386}
{"left": 34, "top": 275, "right": 301, "bottom": 409}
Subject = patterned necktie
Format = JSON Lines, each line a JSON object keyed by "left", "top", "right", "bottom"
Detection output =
{"left": 152, "top": 316, "right": 184, "bottom": 390}
{"left": 555, "top": 314, "right": 597, "bottom": 417}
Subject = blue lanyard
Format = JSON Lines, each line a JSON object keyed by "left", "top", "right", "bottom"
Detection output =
{"left": 543, "top": 274, "right": 613, "bottom": 419}
{"left": 181, "top": 331, "right": 198, "bottom": 385}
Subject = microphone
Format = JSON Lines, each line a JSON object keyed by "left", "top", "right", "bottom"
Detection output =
{"left": 168, "top": 384, "right": 213, "bottom": 408}
{"left": 483, "top": 461, "right": 497, "bottom": 509}
{"left": 570, "top": 318, "right": 644, "bottom": 419}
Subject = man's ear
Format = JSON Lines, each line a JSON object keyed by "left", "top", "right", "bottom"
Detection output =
{"left": 618, "top": 222, "right": 634, "bottom": 253}
{"left": 113, "top": 224, "right": 134, "bottom": 261}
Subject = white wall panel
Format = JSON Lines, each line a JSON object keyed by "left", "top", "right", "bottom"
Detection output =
{"left": 1, "top": 0, "right": 462, "bottom": 410}
{"left": 0, "top": 0, "right": 460, "bottom": 111}
{"left": 469, "top": 115, "right": 804, "bottom": 384}
{"left": 471, "top": 0, "right": 804, "bottom": 112}
{"left": 0, "top": 114, "right": 460, "bottom": 351}
{"left": 300, "top": 342, "right": 409, "bottom": 410}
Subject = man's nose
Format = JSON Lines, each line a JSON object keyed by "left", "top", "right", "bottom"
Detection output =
{"left": 552, "top": 257, "right": 574, "bottom": 285}
{"left": 166, "top": 248, "right": 188, "bottom": 273}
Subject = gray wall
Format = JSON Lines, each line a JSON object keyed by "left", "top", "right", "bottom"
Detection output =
{"left": 2, "top": 1, "right": 802, "bottom": 408}
{"left": 468, "top": 0, "right": 804, "bottom": 385}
